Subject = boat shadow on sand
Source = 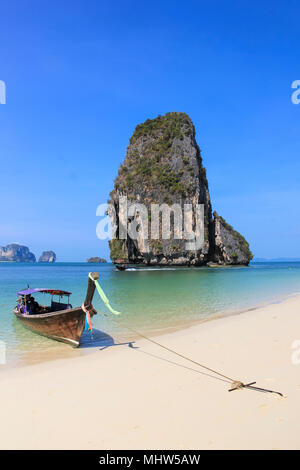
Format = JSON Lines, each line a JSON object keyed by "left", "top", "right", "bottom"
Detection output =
{"left": 80, "top": 328, "right": 138, "bottom": 350}
{"left": 12, "top": 318, "right": 136, "bottom": 352}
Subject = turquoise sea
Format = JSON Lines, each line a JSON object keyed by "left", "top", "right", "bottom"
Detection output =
{"left": 0, "top": 262, "right": 300, "bottom": 368}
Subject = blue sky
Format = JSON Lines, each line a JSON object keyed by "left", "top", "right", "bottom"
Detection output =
{"left": 0, "top": 0, "right": 299, "bottom": 261}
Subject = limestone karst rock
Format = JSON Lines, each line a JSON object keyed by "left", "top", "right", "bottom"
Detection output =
{"left": 108, "top": 112, "right": 253, "bottom": 266}
{"left": 38, "top": 251, "right": 56, "bottom": 263}
{"left": 0, "top": 244, "right": 36, "bottom": 262}
{"left": 86, "top": 257, "right": 107, "bottom": 263}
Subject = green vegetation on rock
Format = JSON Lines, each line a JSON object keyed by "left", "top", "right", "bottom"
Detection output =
{"left": 129, "top": 112, "right": 192, "bottom": 145}
{"left": 109, "top": 239, "right": 127, "bottom": 261}
{"left": 150, "top": 240, "right": 163, "bottom": 255}
{"left": 114, "top": 112, "right": 199, "bottom": 198}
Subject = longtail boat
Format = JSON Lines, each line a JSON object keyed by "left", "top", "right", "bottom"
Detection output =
{"left": 13, "top": 272, "right": 99, "bottom": 347}
{"left": 116, "top": 264, "right": 127, "bottom": 271}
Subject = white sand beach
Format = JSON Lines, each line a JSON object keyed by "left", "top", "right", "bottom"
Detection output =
{"left": 1, "top": 294, "right": 300, "bottom": 450}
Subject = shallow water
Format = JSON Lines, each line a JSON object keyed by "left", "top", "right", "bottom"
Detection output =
{"left": 0, "top": 261, "right": 300, "bottom": 368}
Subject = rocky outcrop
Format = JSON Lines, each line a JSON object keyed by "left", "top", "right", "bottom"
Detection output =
{"left": 0, "top": 244, "right": 36, "bottom": 262}
{"left": 38, "top": 251, "right": 56, "bottom": 263}
{"left": 212, "top": 212, "right": 253, "bottom": 265}
{"left": 108, "top": 112, "right": 253, "bottom": 266}
{"left": 86, "top": 257, "right": 107, "bottom": 263}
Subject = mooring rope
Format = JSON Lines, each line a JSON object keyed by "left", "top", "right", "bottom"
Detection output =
{"left": 115, "top": 317, "right": 236, "bottom": 383}
{"left": 89, "top": 274, "right": 283, "bottom": 396}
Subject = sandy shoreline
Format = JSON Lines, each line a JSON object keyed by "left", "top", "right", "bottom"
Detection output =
{"left": 7, "top": 289, "right": 300, "bottom": 371}
{"left": 1, "top": 294, "right": 300, "bottom": 449}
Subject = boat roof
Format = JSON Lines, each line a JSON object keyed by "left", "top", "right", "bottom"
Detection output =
{"left": 17, "top": 288, "right": 71, "bottom": 296}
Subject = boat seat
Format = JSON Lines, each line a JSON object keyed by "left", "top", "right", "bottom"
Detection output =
{"left": 51, "top": 300, "right": 71, "bottom": 312}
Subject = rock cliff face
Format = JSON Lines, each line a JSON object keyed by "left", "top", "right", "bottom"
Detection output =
{"left": 212, "top": 212, "right": 253, "bottom": 265}
{"left": 86, "top": 257, "right": 107, "bottom": 263}
{"left": 38, "top": 251, "right": 56, "bottom": 262}
{"left": 0, "top": 244, "right": 36, "bottom": 262}
{"left": 108, "top": 112, "right": 253, "bottom": 266}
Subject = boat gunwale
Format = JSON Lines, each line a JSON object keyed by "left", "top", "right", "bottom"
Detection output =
{"left": 13, "top": 306, "right": 83, "bottom": 320}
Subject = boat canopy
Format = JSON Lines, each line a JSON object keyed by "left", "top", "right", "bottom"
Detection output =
{"left": 17, "top": 288, "right": 71, "bottom": 297}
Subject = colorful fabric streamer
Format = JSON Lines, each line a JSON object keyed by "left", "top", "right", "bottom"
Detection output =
{"left": 82, "top": 303, "right": 93, "bottom": 337}
{"left": 89, "top": 273, "right": 121, "bottom": 315}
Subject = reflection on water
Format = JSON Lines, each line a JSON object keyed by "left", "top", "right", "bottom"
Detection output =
{"left": 1, "top": 261, "right": 300, "bottom": 368}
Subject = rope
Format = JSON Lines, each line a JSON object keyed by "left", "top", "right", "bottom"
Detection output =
{"left": 118, "top": 318, "right": 236, "bottom": 383}
{"left": 89, "top": 273, "right": 283, "bottom": 396}
{"left": 90, "top": 275, "right": 237, "bottom": 384}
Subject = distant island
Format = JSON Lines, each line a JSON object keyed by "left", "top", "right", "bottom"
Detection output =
{"left": 108, "top": 112, "right": 253, "bottom": 266}
{"left": 39, "top": 251, "right": 56, "bottom": 263}
{"left": 0, "top": 244, "right": 58, "bottom": 263}
{"left": 0, "top": 244, "right": 36, "bottom": 262}
{"left": 253, "top": 257, "right": 300, "bottom": 262}
{"left": 86, "top": 257, "right": 107, "bottom": 263}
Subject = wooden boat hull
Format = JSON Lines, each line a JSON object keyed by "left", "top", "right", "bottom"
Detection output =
{"left": 13, "top": 307, "right": 86, "bottom": 347}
